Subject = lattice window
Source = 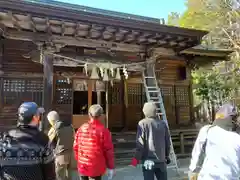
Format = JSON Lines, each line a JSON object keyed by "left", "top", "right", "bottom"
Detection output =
{"left": 3, "top": 78, "right": 43, "bottom": 105}
{"left": 175, "top": 85, "right": 189, "bottom": 106}
{"left": 108, "top": 82, "right": 121, "bottom": 105}
{"left": 160, "top": 85, "right": 175, "bottom": 105}
{"left": 55, "top": 79, "right": 72, "bottom": 104}
{"left": 127, "top": 83, "right": 143, "bottom": 105}
{"left": 26, "top": 80, "right": 43, "bottom": 92}
{"left": 4, "top": 79, "right": 25, "bottom": 92}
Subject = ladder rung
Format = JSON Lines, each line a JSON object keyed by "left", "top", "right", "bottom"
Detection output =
{"left": 149, "top": 91, "right": 159, "bottom": 93}
{"left": 154, "top": 101, "right": 163, "bottom": 104}
{"left": 147, "top": 86, "right": 158, "bottom": 89}
{"left": 150, "top": 97, "right": 159, "bottom": 100}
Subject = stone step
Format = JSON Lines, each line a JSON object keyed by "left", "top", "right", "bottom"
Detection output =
{"left": 114, "top": 141, "right": 136, "bottom": 149}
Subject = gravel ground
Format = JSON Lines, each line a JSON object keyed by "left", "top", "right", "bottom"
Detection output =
{"left": 72, "top": 158, "right": 190, "bottom": 180}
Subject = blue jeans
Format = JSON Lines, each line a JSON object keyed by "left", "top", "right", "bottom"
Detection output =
{"left": 142, "top": 162, "right": 167, "bottom": 180}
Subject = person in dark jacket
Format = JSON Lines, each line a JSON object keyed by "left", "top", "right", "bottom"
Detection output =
{"left": 47, "top": 111, "right": 75, "bottom": 180}
{"left": 130, "top": 102, "right": 171, "bottom": 180}
{"left": 0, "top": 102, "right": 56, "bottom": 180}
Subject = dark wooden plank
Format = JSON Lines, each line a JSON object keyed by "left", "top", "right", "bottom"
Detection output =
{"left": 41, "top": 53, "right": 53, "bottom": 131}
{"left": 174, "top": 85, "right": 179, "bottom": 125}
{"left": 120, "top": 77, "right": 126, "bottom": 129}
{"left": 0, "top": 37, "right": 4, "bottom": 109}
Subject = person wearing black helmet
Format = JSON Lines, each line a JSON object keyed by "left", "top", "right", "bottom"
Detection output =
{"left": 0, "top": 102, "right": 56, "bottom": 180}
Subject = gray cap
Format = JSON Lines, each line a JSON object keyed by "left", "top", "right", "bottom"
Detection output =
{"left": 215, "top": 103, "right": 237, "bottom": 120}
{"left": 89, "top": 104, "right": 103, "bottom": 117}
{"left": 18, "top": 102, "right": 45, "bottom": 124}
{"left": 47, "top": 111, "right": 60, "bottom": 122}
{"left": 143, "top": 102, "right": 157, "bottom": 118}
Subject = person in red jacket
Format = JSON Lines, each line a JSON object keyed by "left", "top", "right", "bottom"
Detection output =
{"left": 73, "top": 104, "right": 115, "bottom": 180}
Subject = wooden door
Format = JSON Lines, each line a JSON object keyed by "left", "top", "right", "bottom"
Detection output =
{"left": 108, "top": 82, "right": 124, "bottom": 131}
{"left": 160, "top": 84, "right": 176, "bottom": 127}
{"left": 175, "top": 85, "right": 191, "bottom": 126}
{"left": 125, "top": 83, "right": 144, "bottom": 130}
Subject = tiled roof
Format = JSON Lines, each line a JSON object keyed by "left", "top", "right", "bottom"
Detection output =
{"left": 24, "top": 0, "right": 164, "bottom": 24}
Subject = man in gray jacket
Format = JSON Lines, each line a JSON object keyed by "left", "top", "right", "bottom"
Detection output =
{"left": 131, "top": 102, "right": 171, "bottom": 180}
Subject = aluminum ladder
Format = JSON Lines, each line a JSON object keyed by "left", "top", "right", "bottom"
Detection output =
{"left": 142, "top": 63, "right": 179, "bottom": 175}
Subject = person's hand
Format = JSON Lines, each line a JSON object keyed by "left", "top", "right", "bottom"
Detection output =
{"left": 130, "top": 158, "right": 138, "bottom": 167}
{"left": 189, "top": 172, "right": 198, "bottom": 180}
{"left": 107, "top": 169, "right": 115, "bottom": 180}
{"left": 166, "top": 156, "right": 171, "bottom": 164}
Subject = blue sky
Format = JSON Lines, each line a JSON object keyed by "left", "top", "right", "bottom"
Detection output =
{"left": 57, "top": 0, "right": 186, "bottom": 20}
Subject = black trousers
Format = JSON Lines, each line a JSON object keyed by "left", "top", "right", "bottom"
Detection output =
{"left": 79, "top": 176, "right": 102, "bottom": 180}
{"left": 142, "top": 162, "right": 167, "bottom": 180}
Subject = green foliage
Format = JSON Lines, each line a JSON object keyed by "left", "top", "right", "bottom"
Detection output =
{"left": 178, "top": 0, "right": 232, "bottom": 31}
{"left": 167, "top": 12, "right": 180, "bottom": 26}
{"left": 174, "top": 0, "right": 240, "bottom": 106}
{"left": 192, "top": 67, "right": 234, "bottom": 103}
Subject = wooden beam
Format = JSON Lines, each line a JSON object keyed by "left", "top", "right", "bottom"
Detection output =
{"left": 2, "top": 27, "right": 144, "bottom": 53}
{"left": 0, "top": 38, "right": 3, "bottom": 74}
{"left": 0, "top": 12, "right": 199, "bottom": 50}
{"left": 7, "top": 11, "right": 21, "bottom": 30}
{"left": 27, "top": 14, "right": 36, "bottom": 32}
{"left": 61, "top": 21, "right": 65, "bottom": 36}
{"left": 0, "top": 37, "right": 3, "bottom": 109}
{"left": 45, "top": 18, "right": 52, "bottom": 35}
{"left": 41, "top": 52, "right": 54, "bottom": 131}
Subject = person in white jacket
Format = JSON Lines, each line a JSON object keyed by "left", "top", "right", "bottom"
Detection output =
{"left": 189, "top": 103, "right": 240, "bottom": 180}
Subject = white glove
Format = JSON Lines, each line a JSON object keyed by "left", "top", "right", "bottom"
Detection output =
{"left": 107, "top": 169, "right": 115, "bottom": 180}
{"left": 143, "top": 160, "right": 155, "bottom": 170}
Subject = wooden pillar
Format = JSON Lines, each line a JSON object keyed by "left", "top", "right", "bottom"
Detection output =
{"left": 179, "top": 132, "right": 185, "bottom": 155}
{"left": 88, "top": 80, "right": 93, "bottom": 108}
{"left": 105, "top": 82, "right": 109, "bottom": 128}
{"left": 120, "top": 77, "right": 126, "bottom": 129}
{"left": 41, "top": 53, "right": 53, "bottom": 131}
{"left": 186, "top": 58, "right": 195, "bottom": 124}
{"left": 0, "top": 37, "right": 4, "bottom": 109}
{"left": 97, "top": 91, "right": 101, "bottom": 105}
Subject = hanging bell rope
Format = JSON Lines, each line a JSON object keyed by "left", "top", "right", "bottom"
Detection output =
{"left": 90, "top": 66, "right": 100, "bottom": 80}
{"left": 115, "top": 68, "right": 121, "bottom": 80}
{"left": 103, "top": 70, "right": 109, "bottom": 81}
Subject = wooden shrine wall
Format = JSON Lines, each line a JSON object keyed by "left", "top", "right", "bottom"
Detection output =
{"left": 0, "top": 39, "right": 193, "bottom": 130}
{"left": 156, "top": 59, "right": 192, "bottom": 127}
{"left": 123, "top": 59, "right": 193, "bottom": 130}
{"left": 0, "top": 39, "right": 44, "bottom": 130}
{"left": 3, "top": 39, "right": 42, "bottom": 74}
